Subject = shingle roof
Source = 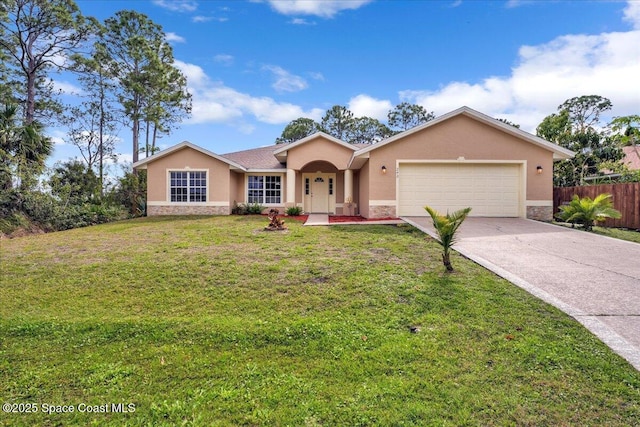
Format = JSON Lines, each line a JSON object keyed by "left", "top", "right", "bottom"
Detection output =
{"left": 623, "top": 146, "right": 640, "bottom": 171}
{"left": 222, "top": 145, "right": 286, "bottom": 170}
{"left": 221, "top": 141, "right": 373, "bottom": 170}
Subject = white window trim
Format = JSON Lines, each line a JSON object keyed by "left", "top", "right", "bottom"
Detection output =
{"left": 167, "top": 169, "right": 210, "bottom": 204}
{"left": 245, "top": 173, "right": 284, "bottom": 205}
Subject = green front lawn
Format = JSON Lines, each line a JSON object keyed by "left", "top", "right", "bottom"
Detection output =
{"left": 591, "top": 226, "right": 640, "bottom": 244}
{"left": 1, "top": 216, "right": 639, "bottom": 426}
{"left": 554, "top": 221, "right": 640, "bottom": 244}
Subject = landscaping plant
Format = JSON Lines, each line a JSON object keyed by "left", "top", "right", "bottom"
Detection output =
{"left": 424, "top": 205, "right": 471, "bottom": 272}
{"left": 556, "top": 193, "right": 622, "bottom": 231}
{"left": 286, "top": 206, "right": 302, "bottom": 216}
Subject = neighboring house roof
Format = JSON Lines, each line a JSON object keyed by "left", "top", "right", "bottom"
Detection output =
{"left": 623, "top": 146, "right": 640, "bottom": 170}
{"left": 351, "top": 106, "right": 575, "bottom": 164}
{"left": 222, "top": 145, "right": 286, "bottom": 171}
{"left": 133, "top": 141, "right": 246, "bottom": 171}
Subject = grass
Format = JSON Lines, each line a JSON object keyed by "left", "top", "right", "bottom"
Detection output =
{"left": 590, "top": 226, "right": 640, "bottom": 244}
{"left": 1, "top": 215, "right": 639, "bottom": 426}
{"left": 554, "top": 221, "right": 640, "bottom": 244}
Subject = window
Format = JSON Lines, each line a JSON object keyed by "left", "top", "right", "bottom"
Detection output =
{"left": 329, "top": 178, "right": 334, "bottom": 195}
{"left": 305, "top": 178, "right": 310, "bottom": 195}
{"left": 170, "top": 171, "right": 206, "bottom": 202}
{"left": 248, "top": 175, "right": 281, "bottom": 204}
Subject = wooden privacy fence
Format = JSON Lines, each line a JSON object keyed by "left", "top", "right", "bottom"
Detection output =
{"left": 553, "top": 183, "right": 640, "bottom": 230}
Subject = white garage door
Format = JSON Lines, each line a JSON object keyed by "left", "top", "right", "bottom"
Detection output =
{"left": 398, "top": 163, "right": 521, "bottom": 217}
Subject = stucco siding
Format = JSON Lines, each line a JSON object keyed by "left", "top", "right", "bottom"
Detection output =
{"left": 230, "top": 171, "right": 243, "bottom": 205}
{"left": 368, "top": 115, "right": 553, "bottom": 203}
{"left": 359, "top": 161, "right": 370, "bottom": 218}
{"left": 146, "top": 146, "right": 231, "bottom": 204}
{"left": 286, "top": 136, "right": 355, "bottom": 170}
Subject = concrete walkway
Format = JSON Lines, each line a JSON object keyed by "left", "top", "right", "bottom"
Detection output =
{"left": 303, "top": 215, "right": 405, "bottom": 226}
{"left": 403, "top": 216, "right": 640, "bottom": 371}
{"left": 303, "top": 214, "right": 329, "bottom": 226}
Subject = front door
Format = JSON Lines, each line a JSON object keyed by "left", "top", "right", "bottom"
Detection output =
{"left": 304, "top": 173, "right": 335, "bottom": 213}
{"left": 311, "top": 175, "right": 329, "bottom": 212}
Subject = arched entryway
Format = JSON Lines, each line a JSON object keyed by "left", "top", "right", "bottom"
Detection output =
{"left": 301, "top": 161, "right": 338, "bottom": 213}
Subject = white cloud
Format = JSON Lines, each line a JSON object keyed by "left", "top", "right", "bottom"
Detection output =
{"left": 174, "top": 60, "right": 209, "bottom": 87}
{"left": 53, "top": 80, "right": 83, "bottom": 96}
{"left": 266, "top": 0, "right": 372, "bottom": 18}
{"left": 193, "top": 15, "right": 213, "bottom": 23}
{"left": 165, "top": 32, "right": 186, "bottom": 43}
{"left": 49, "top": 129, "right": 68, "bottom": 146}
{"left": 624, "top": 0, "right": 640, "bottom": 29}
{"left": 152, "top": 0, "right": 198, "bottom": 12}
{"left": 213, "top": 54, "right": 234, "bottom": 66}
{"left": 193, "top": 15, "right": 228, "bottom": 23}
{"left": 262, "top": 65, "right": 308, "bottom": 92}
{"left": 190, "top": 85, "right": 323, "bottom": 125}
{"left": 290, "top": 18, "right": 316, "bottom": 25}
{"left": 399, "top": 15, "right": 640, "bottom": 133}
{"left": 348, "top": 94, "right": 393, "bottom": 121}
{"left": 505, "top": 0, "right": 536, "bottom": 8}
{"left": 174, "top": 60, "right": 323, "bottom": 127}
{"left": 308, "top": 72, "right": 325, "bottom": 81}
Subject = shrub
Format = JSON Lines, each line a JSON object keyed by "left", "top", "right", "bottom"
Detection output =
{"left": 21, "top": 191, "right": 127, "bottom": 232}
{"left": 231, "top": 201, "right": 245, "bottom": 215}
{"left": 556, "top": 193, "right": 622, "bottom": 231}
{"left": 246, "top": 203, "right": 265, "bottom": 214}
{"left": 231, "top": 202, "right": 265, "bottom": 215}
{"left": 286, "top": 206, "right": 302, "bottom": 216}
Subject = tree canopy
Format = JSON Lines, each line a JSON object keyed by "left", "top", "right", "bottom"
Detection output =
{"left": 275, "top": 117, "right": 319, "bottom": 144}
{"left": 537, "top": 95, "right": 623, "bottom": 187}
{"left": 0, "top": 0, "right": 93, "bottom": 125}
{"left": 100, "top": 10, "right": 191, "bottom": 164}
{"left": 387, "top": 102, "right": 435, "bottom": 132}
{"left": 275, "top": 103, "right": 430, "bottom": 145}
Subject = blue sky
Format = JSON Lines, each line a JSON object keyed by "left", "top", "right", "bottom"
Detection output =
{"left": 51, "top": 0, "right": 640, "bottom": 169}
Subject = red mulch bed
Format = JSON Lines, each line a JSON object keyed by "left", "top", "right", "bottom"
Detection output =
{"left": 329, "top": 215, "right": 399, "bottom": 223}
{"left": 260, "top": 214, "right": 399, "bottom": 223}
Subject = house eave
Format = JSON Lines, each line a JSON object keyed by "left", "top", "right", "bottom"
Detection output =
{"left": 132, "top": 141, "right": 247, "bottom": 171}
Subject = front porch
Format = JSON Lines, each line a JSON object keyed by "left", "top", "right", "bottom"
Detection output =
{"left": 285, "top": 160, "right": 359, "bottom": 215}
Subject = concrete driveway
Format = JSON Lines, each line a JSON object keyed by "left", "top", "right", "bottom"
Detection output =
{"left": 403, "top": 217, "right": 640, "bottom": 371}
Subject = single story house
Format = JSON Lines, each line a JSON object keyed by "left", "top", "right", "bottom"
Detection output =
{"left": 132, "top": 106, "right": 574, "bottom": 221}
{"left": 622, "top": 146, "right": 640, "bottom": 171}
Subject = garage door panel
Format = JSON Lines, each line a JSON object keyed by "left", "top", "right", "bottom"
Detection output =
{"left": 398, "top": 163, "right": 521, "bottom": 217}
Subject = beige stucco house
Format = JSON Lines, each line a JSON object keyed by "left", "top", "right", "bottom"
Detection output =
{"left": 132, "top": 106, "right": 574, "bottom": 221}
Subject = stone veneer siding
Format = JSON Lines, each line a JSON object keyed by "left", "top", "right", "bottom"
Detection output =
{"left": 368, "top": 204, "right": 552, "bottom": 221}
{"left": 526, "top": 205, "right": 553, "bottom": 222}
{"left": 369, "top": 205, "right": 397, "bottom": 219}
{"left": 147, "top": 205, "right": 229, "bottom": 216}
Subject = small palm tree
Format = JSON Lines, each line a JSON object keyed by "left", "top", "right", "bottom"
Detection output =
{"left": 556, "top": 193, "right": 622, "bottom": 231}
{"left": 425, "top": 206, "right": 472, "bottom": 272}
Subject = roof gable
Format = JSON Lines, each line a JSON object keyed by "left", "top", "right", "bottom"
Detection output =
{"left": 273, "top": 132, "right": 357, "bottom": 162}
{"left": 132, "top": 141, "right": 246, "bottom": 171}
{"left": 353, "top": 106, "right": 574, "bottom": 161}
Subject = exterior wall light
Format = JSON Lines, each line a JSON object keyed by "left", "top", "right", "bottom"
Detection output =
{"left": 536, "top": 166, "right": 543, "bottom": 174}
{"left": 381, "top": 165, "right": 387, "bottom": 174}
